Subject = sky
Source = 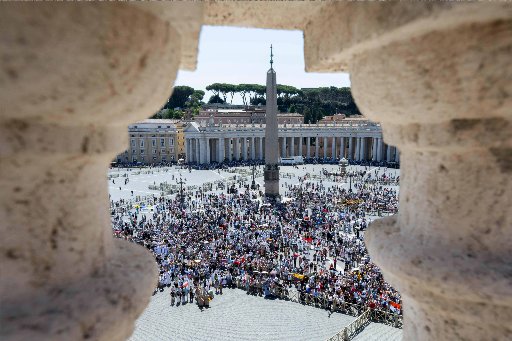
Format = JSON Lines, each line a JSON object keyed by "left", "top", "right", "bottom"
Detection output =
{"left": 175, "top": 26, "right": 351, "bottom": 105}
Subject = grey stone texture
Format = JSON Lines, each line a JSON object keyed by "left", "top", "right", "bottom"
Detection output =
{"left": 1, "top": 2, "right": 510, "bottom": 341}
{"left": 130, "top": 289, "right": 357, "bottom": 341}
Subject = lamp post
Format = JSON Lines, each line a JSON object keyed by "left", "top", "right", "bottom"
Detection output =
{"left": 251, "top": 163, "right": 257, "bottom": 190}
{"left": 177, "top": 174, "right": 185, "bottom": 209}
{"left": 339, "top": 157, "right": 348, "bottom": 182}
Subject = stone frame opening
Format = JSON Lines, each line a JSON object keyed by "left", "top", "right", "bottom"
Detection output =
{"left": 1, "top": 3, "right": 510, "bottom": 341}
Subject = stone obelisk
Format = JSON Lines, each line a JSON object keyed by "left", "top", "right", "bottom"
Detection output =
{"left": 264, "top": 45, "right": 280, "bottom": 200}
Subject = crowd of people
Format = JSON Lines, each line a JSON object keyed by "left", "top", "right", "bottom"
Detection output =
{"left": 110, "top": 166, "right": 402, "bottom": 316}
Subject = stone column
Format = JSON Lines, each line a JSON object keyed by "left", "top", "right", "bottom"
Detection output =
{"left": 315, "top": 137, "right": 320, "bottom": 158}
{"left": 259, "top": 137, "right": 263, "bottom": 160}
{"left": 195, "top": 138, "right": 200, "bottom": 163}
{"left": 376, "top": 138, "right": 382, "bottom": 161}
{"left": 348, "top": 8, "right": 512, "bottom": 339}
{"left": 240, "top": 137, "right": 245, "bottom": 160}
{"left": 348, "top": 137, "right": 354, "bottom": 160}
{"left": 323, "top": 137, "right": 327, "bottom": 158}
{"left": 340, "top": 137, "right": 345, "bottom": 158}
{"left": 290, "top": 136, "right": 295, "bottom": 156}
{"left": 307, "top": 137, "right": 311, "bottom": 158}
{"left": 226, "top": 138, "right": 233, "bottom": 161}
{"left": 386, "top": 144, "right": 391, "bottom": 162}
{"left": 233, "top": 138, "right": 239, "bottom": 161}
{"left": 0, "top": 4, "right": 201, "bottom": 340}
{"left": 299, "top": 136, "right": 303, "bottom": 157}
{"left": 205, "top": 138, "right": 211, "bottom": 163}
{"left": 251, "top": 137, "right": 255, "bottom": 160}
{"left": 185, "top": 138, "right": 190, "bottom": 163}
{"left": 360, "top": 137, "right": 366, "bottom": 161}
{"left": 218, "top": 137, "right": 225, "bottom": 163}
{"left": 354, "top": 138, "right": 360, "bottom": 161}
{"left": 281, "top": 136, "right": 287, "bottom": 158}
{"left": 331, "top": 136, "right": 336, "bottom": 159}
{"left": 372, "top": 138, "right": 378, "bottom": 161}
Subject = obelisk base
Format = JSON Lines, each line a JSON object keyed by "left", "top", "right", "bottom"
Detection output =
{"left": 264, "top": 164, "right": 280, "bottom": 201}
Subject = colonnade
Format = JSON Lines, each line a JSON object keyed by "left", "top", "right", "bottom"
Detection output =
{"left": 185, "top": 133, "right": 398, "bottom": 164}
{"left": 186, "top": 136, "right": 266, "bottom": 164}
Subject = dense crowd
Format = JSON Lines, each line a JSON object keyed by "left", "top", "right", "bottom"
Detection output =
{"left": 111, "top": 167, "right": 402, "bottom": 315}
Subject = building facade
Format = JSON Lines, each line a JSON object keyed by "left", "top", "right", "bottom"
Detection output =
{"left": 184, "top": 119, "right": 398, "bottom": 164}
{"left": 116, "top": 119, "right": 179, "bottom": 164}
{"left": 174, "top": 122, "right": 186, "bottom": 160}
{"left": 194, "top": 107, "right": 303, "bottom": 125}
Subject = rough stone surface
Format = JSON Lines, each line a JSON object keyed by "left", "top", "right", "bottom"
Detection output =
{"left": 350, "top": 6, "right": 512, "bottom": 341}
{"left": 1, "top": 2, "right": 510, "bottom": 341}
{"left": 0, "top": 3, "right": 193, "bottom": 341}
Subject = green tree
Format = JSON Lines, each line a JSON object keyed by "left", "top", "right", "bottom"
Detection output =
{"left": 165, "top": 86, "right": 195, "bottom": 109}
{"left": 206, "top": 83, "right": 222, "bottom": 99}
{"left": 224, "top": 84, "right": 238, "bottom": 104}
{"left": 237, "top": 84, "right": 251, "bottom": 105}
{"left": 208, "top": 94, "right": 225, "bottom": 104}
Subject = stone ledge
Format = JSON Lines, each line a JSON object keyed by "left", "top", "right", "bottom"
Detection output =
{"left": 365, "top": 216, "right": 512, "bottom": 309}
{"left": 1, "top": 239, "right": 157, "bottom": 341}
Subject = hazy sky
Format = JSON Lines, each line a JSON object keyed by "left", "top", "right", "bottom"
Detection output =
{"left": 175, "top": 26, "right": 351, "bottom": 104}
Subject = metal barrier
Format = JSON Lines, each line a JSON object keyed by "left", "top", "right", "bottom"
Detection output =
{"left": 232, "top": 278, "right": 402, "bottom": 330}
{"left": 370, "top": 309, "right": 402, "bottom": 329}
{"left": 326, "top": 309, "right": 371, "bottom": 341}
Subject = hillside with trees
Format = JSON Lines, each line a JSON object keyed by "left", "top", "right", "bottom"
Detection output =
{"left": 153, "top": 83, "right": 361, "bottom": 123}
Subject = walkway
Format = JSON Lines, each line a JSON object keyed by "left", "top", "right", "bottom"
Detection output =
{"left": 129, "top": 288, "right": 354, "bottom": 341}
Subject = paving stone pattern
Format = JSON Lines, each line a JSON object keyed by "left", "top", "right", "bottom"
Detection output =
{"left": 129, "top": 288, "right": 402, "bottom": 341}
{"left": 130, "top": 288, "right": 354, "bottom": 341}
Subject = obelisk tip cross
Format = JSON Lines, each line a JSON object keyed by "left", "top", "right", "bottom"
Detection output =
{"left": 270, "top": 44, "right": 274, "bottom": 69}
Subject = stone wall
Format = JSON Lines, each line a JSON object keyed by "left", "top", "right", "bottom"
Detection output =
{"left": 1, "top": 2, "right": 510, "bottom": 341}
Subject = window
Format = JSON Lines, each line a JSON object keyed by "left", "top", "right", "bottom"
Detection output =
{"left": 132, "top": 150, "right": 136, "bottom": 154}
{"left": 169, "top": 138, "right": 174, "bottom": 146}
{"left": 162, "top": 156, "right": 166, "bottom": 161}
{"left": 152, "top": 139, "right": 156, "bottom": 147}
{"left": 132, "top": 156, "right": 137, "bottom": 162}
{"left": 170, "top": 148, "right": 174, "bottom": 154}
{"left": 131, "top": 139, "right": 135, "bottom": 147}
{"left": 152, "top": 149, "right": 157, "bottom": 154}
{"left": 170, "top": 155, "right": 174, "bottom": 160}
{"left": 158, "top": 126, "right": 161, "bottom": 128}
{"left": 153, "top": 156, "right": 157, "bottom": 161}
{"left": 140, "top": 149, "right": 145, "bottom": 155}
{"left": 160, "top": 139, "right": 165, "bottom": 147}
{"left": 140, "top": 140, "right": 144, "bottom": 147}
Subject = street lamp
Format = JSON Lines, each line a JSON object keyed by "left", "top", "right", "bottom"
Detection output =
{"left": 339, "top": 157, "right": 348, "bottom": 179}
{"left": 177, "top": 174, "right": 185, "bottom": 209}
{"left": 251, "top": 163, "right": 257, "bottom": 190}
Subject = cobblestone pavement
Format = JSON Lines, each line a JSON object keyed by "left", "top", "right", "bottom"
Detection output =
{"left": 129, "top": 288, "right": 355, "bottom": 341}
{"left": 108, "top": 164, "right": 400, "bottom": 202}
{"left": 129, "top": 288, "right": 403, "bottom": 341}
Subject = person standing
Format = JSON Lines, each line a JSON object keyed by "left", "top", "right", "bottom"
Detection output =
{"left": 170, "top": 285, "right": 176, "bottom": 306}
